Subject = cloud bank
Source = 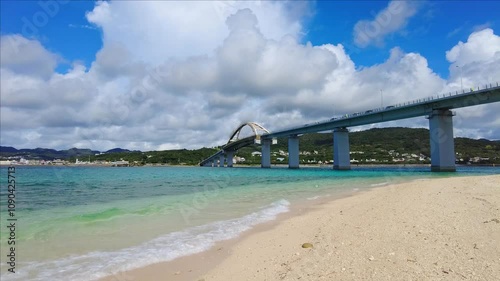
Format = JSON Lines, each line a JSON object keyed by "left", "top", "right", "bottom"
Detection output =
{"left": 1, "top": 3, "right": 499, "bottom": 151}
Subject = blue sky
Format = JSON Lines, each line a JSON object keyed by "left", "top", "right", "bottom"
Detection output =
{"left": 1, "top": 1, "right": 101, "bottom": 72}
{"left": 304, "top": 1, "right": 499, "bottom": 77}
{"left": 2, "top": 1, "right": 498, "bottom": 77}
{"left": 1, "top": 1, "right": 500, "bottom": 150}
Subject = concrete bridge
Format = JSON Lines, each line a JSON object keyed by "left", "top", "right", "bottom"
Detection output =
{"left": 199, "top": 122, "right": 272, "bottom": 167}
{"left": 201, "top": 83, "right": 500, "bottom": 172}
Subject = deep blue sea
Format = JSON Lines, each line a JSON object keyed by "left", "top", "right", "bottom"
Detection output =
{"left": 0, "top": 165, "right": 498, "bottom": 280}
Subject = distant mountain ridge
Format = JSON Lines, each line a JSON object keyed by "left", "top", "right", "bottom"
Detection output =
{"left": 0, "top": 147, "right": 101, "bottom": 160}
{"left": 105, "top": 148, "right": 131, "bottom": 153}
{"left": 0, "top": 146, "right": 17, "bottom": 153}
{"left": 0, "top": 146, "right": 140, "bottom": 161}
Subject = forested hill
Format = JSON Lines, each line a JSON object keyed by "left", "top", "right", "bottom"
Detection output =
{"left": 1, "top": 127, "right": 499, "bottom": 165}
{"left": 237, "top": 127, "right": 500, "bottom": 165}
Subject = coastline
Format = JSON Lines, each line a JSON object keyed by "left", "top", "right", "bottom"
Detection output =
{"left": 101, "top": 174, "right": 500, "bottom": 281}
{"left": 2, "top": 163, "right": 498, "bottom": 168}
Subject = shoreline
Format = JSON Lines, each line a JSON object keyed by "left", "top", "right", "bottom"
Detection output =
{"left": 100, "top": 174, "right": 500, "bottom": 281}
{"left": 2, "top": 163, "right": 498, "bottom": 168}
{"left": 98, "top": 185, "right": 363, "bottom": 281}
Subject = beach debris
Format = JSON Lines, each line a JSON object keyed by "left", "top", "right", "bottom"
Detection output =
{"left": 388, "top": 252, "right": 395, "bottom": 256}
{"left": 302, "top": 243, "right": 314, "bottom": 248}
{"left": 174, "top": 271, "right": 181, "bottom": 275}
{"left": 483, "top": 218, "right": 500, "bottom": 223}
{"left": 368, "top": 256, "right": 375, "bottom": 261}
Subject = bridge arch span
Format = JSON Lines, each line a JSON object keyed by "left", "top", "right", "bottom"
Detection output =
{"left": 227, "top": 122, "right": 270, "bottom": 144}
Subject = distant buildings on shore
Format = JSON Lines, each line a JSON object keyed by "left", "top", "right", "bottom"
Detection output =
{"left": 244, "top": 149, "right": 495, "bottom": 165}
{"left": 0, "top": 157, "right": 130, "bottom": 167}
{"left": 0, "top": 149, "right": 495, "bottom": 166}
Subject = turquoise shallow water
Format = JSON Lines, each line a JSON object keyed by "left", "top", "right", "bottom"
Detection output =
{"left": 0, "top": 165, "right": 498, "bottom": 280}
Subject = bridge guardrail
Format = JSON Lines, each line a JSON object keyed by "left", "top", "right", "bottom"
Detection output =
{"left": 279, "top": 81, "right": 499, "bottom": 132}
{"left": 201, "top": 81, "right": 499, "bottom": 165}
{"left": 199, "top": 150, "right": 223, "bottom": 165}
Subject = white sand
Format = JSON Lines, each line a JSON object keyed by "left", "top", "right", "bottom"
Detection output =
{"left": 102, "top": 175, "right": 500, "bottom": 281}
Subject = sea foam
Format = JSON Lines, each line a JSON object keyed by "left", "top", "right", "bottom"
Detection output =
{"left": 370, "top": 182, "right": 388, "bottom": 187}
{"left": 4, "top": 199, "right": 290, "bottom": 281}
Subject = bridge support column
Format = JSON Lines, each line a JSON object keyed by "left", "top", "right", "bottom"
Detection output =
{"left": 226, "top": 151, "right": 234, "bottom": 167}
{"left": 219, "top": 155, "right": 225, "bottom": 168}
{"left": 429, "top": 109, "right": 456, "bottom": 172}
{"left": 333, "top": 128, "right": 351, "bottom": 170}
{"left": 261, "top": 139, "right": 271, "bottom": 168}
{"left": 288, "top": 135, "right": 299, "bottom": 169}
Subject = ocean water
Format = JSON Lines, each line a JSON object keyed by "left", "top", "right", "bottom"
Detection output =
{"left": 0, "top": 165, "right": 498, "bottom": 280}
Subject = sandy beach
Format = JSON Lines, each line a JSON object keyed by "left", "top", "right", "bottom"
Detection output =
{"left": 102, "top": 175, "right": 500, "bottom": 281}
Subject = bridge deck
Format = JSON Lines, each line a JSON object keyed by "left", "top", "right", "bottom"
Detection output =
{"left": 200, "top": 84, "right": 500, "bottom": 166}
{"left": 263, "top": 85, "right": 500, "bottom": 138}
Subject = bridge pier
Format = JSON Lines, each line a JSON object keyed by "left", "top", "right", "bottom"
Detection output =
{"left": 288, "top": 135, "right": 300, "bottom": 169}
{"left": 261, "top": 139, "right": 271, "bottom": 168}
{"left": 226, "top": 151, "right": 234, "bottom": 167}
{"left": 429, "top": 109, "right": 456, "bottom": 172}
{"left": 219, "top": 155, "right": 225, "bottom": 167}
{"left": 333, "top": 128, "right": 351, "bottom": 170}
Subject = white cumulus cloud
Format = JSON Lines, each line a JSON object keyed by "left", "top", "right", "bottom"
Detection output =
{"left": 86, "top": 1, "right": 310, "bottom": 63}
{"left": 446, "top": 28, "right": 500, "bottom": 73}
{"left": 0, "top": 34, "right": 59, "bottom": 79}
{"left": 1, "top": 4, "right": 500, "bottom": 152}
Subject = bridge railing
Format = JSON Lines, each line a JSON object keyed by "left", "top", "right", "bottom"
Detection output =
{"left": 201, "top": 82, "right": 499, "bottom": 165}
{"left": 383, "top": 81, "right": 500, "bottom": 111}
{"left": 282, "top": 81, "right": 499, "bottom": 132}
{"left": 199, "top": 150, "right": 223, "bottom": 165}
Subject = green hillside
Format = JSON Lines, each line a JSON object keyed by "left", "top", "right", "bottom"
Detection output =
{"left": 2, "top": 127, "right": 499, "bottom": 165}
{"left": 233, "top": 127, "right": 500, "bottom": 165}
{"left": 90, "top": 147, "right": 218, "bottom": 166}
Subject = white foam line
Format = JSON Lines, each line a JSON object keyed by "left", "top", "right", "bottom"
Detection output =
{"left": 4, "top": 200, "right": 290, "bottom": 281}
{"left": 370, "top": 182, "right": 388, "bottom": 187}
